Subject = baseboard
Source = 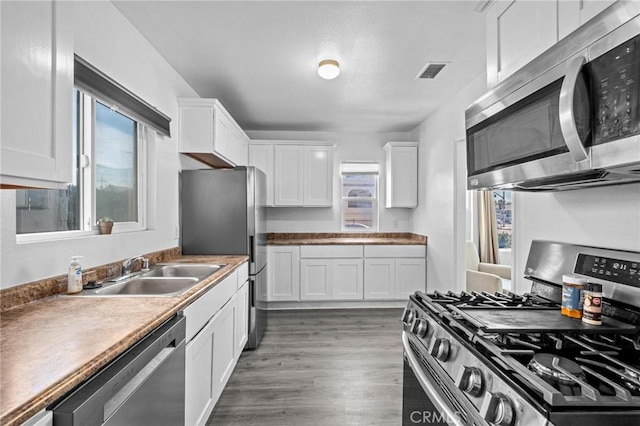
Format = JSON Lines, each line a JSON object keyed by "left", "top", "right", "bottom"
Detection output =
{"left": 265, "top": 300, "right": 407, "bottom": 310}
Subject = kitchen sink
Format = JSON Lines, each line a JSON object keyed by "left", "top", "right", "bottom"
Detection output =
{"left": 71, "top": 263, "right": 226, "bottom": 297}
{"left": 141, "top": 263, "right": 224, "bottom": 279}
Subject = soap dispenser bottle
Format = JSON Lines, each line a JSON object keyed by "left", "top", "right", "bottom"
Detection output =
{"left": 67, "top": 256, "right": 83, "bottom": 294}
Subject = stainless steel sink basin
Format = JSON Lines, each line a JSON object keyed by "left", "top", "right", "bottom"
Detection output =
{"left": 85, "top": 277, "right": 200, "bottom": 297}
{"left": 70, "top": 263, "right": 226, "bottom": 297}
{"left": 141, "top": 263, "right": 224, "bottom": 279}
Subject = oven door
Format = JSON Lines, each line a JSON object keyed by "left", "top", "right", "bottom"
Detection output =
{"left": 402, "top": 331, "right": 483, "bottom": 426}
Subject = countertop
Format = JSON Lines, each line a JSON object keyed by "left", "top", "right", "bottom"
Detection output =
{"left": 267, "top": 232, "right": 427, "bottom": 246}
{"left": 0, "top": 255, "right": 248, "bottom": 426}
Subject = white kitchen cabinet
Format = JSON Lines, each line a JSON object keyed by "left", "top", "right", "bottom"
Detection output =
{"left": 274, "top": 145, "right": 305, "bottom": 206}
{"left": 235, "top": 280, "right": 249, "bottom": 356}
{"left": 185, "top": 311, "right": 217, "bottom": 426}
{"left": 384, "top": 142, "right": 418, "bottom": 208}
{"left": 486, "top": 0, "right": 557, "bottom": 87}
{"left": 248, "top": 144, "right": 275, "bottom": 206}
{"left": 300, "top": 259, "right": 332, "bottom": 300}
{"left": 304, "top": 145, "right": 333, "bottom": 206}
{"left": 267, "top": 246, "right": 300, "bottom": 301}
{"left": 211, "top": 296, "right": 237, "bottom": 403}
{"left": 558, "top": 0, "right": 617, "bottom": 40}
{"left": 332, "top": 258, "right": 364, "bottom": 300}
{"left": 21, "top": 410, "right": 52, "bottom": 426}
{"left": 364, "top": 245, "right": 426, "bottom": 300}
{"left": 364, "top": 259, "right": 396, "bottom": 299}
{"left": 178, "top": 98, "right": 249, "bottom": 168}
{"left": 269, "top": 143, "right": 334, "bottom": 207}
{"left": 1, "top": 0, "right": 74, "bottom": 189}
{"left": 395, "top": 258, "right": 427, "bottom": 298}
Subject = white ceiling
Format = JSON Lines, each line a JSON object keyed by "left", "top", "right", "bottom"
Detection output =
{"left": 113, "top": 1, "right": 487, "bottom": 133}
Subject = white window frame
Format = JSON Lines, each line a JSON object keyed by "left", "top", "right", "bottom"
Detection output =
{"left": 340, "top": 162, "right": 379, "bottom": 232}
{"left": 16, "top": 90, "right": 147, "bottom": 243}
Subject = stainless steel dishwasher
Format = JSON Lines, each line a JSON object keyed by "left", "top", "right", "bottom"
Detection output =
{"left": 52, "top": 315, "right": 186, "bottom": 426}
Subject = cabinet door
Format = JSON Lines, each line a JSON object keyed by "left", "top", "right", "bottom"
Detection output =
{"left": 395, "top": 258, "right": 426, "bottom": 299}
{"left": 1, "top": 0, "right": 73, "bottom": 188}
{"left": 185, "top": 316, "right": 216, "bottom": 426}
{"left": 212, "top": 297, "right": 237, "bottom": 403}
{"left": 274, "top": 145, "right": 304, "bottom": 206}
{"left": 249, "top": 145, "right": 275, "bottom": 206}
{"left": 213, "top": 108, "right": 233, "bottom": 162}
{"left": 486, "top": 0, "right": 557, "bottom": 86}
{"left": 300, "top": 259, "right": 332, "bottom": 300}
{"left": 179, "top": 105, "right": 214, "bottom": 154}
{"left": 385, "top": 143, "right": 418, "bottom": 208}
{"left": 558, "top": 0, "right": 617, "bottom": 40}
{"left": 332, "top": 259, "right": 364, "bottom": 300}
{"left": 364, "top": 259, "right": 395, "bottom": 299}
{"left": 235, "top": 280, "right": 249, "bottom": 357}
{"left": 304, "top": 145, "right": 333, "bottom": 206}
{"left": 267, "top": 246, "right": 300, "bottom": 301}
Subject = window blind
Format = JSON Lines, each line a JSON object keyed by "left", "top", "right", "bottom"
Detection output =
{"left": 341, "top": 162, "right": 380, "bottom": 175}
{"left": 74, "top": 55, "right": 171, "bottom": 137}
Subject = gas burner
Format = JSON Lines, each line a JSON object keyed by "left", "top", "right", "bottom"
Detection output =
{"left": 528, "top": 353, "right": 586, "bottom": 396}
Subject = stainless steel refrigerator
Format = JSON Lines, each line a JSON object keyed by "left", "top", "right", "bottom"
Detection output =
{"left": 180, "top": 166, "right": 267, "bottom": 349}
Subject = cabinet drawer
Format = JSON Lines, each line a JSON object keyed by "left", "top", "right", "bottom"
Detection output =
{"left": 300, "top": 245, "right": 363, "bottom": 258}
{"left": 364, "top": 245, "right": 425, "bottom": 258}
{"left": 236, "top": 262, "right": 249, "bottom": 290}
{"left": 183, "top": 269, "right": 237, "bottom": 342}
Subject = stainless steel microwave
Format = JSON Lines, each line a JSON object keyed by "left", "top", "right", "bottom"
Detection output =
{"left": 465, "top": 1, "right": 640, "bottom": 191}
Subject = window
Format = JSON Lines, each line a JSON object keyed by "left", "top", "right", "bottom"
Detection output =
{"left": 341, "top": 163, "right": 379, "bottom": 231}
{"left": 493, "top": 190, "right": 512, "bottom": 249}
{"left": 16, "top": 89, "right": 146, "bottom": 236}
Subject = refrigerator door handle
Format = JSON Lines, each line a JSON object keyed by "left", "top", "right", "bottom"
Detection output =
{"left": 250, "top": 277, "right": 256, "bottom": 308}
{"left": 249, "top": 235, "right": 255, "bottom": 264}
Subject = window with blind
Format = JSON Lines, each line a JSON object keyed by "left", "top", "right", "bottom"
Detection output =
{"left": 341, "top": 162, "right": 379, "bottom": 231}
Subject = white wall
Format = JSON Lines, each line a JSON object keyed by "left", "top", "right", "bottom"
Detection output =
{"left": 246, "top": 130, "right": 417, "bottom": 233}
{"left": 512, "top": 184, "right": 640, "bottom": 293}
{"left": 0, "top": 1, "right": 198, "bottom": 289}
{"left": 411, "top": 73, "right": 487, "bottom": 293}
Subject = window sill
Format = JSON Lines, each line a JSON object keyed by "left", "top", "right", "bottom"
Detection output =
{"left": 16, "top": 225, "right": 147, "bottom": 244}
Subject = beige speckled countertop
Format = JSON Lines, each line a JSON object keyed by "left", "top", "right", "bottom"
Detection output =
{"left": 0, "top": 255, "right": 248, "bottom": 426}
{"left": 267, "top": 232, "right": 427, "bottom": 246}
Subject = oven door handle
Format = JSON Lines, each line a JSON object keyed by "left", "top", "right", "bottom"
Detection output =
{"left": 559, "top": 55, "right": 589, "bottom": 163}
{"left": 402, "top": 331, "right": 465, "bottom": 426}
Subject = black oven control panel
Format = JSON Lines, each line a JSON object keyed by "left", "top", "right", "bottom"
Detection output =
{"left": 589, "top": 34, "right": 640, "bottom": 144}
{"left": 575, "top": 254, "right": 640, "bottom": 288}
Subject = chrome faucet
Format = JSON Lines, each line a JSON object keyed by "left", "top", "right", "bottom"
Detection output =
{"left": 122, "top": 256, "right": 149, "bottom": 276}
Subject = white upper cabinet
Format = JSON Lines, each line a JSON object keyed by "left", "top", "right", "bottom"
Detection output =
{"left": 558, "top": 0, "right": 618, "bottom": 40}
{"left": 486, "top": 0, "right": 619, "bottom": 87}
{"left": 178, "top": 98, "right": 249, "bottom": 168}
{"left": 303, "top": 145, "right": 333, "bottom": 206}
{"left": 384, "top": 142, "right": 418, "bottom": 208}
{"left": 274, "top": 145, "right": 305, "bottom": 206}
{"left": 1, "top": 0, "right": 74, "bottom": 189}
{"left": 248, "top": 144, "right": 275, "bottom": 206}
{"left": 254, "top": 142, "right": 334, "bottom": 207}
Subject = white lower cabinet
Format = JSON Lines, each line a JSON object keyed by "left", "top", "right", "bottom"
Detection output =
{"left": 235, "top": 280, "right": 249, "bottom": 356}
{"left": 363, "top": 259, "right": 395, "bottom": 299}
{"left": 301, "top": 259, "right": 332, "bottom": 300}
{"left": 332, "top": 258, "right": 364, "bottom": 300}
{"left": 267, "top": 246, "right": 300, "bottom": 301}
{"left": 21, "top": 410, "right": 52, "bottom": 426}
{"left": 184, "top": 263, "right": 248, "bottom": 426}
{"left": 395, "top": 258, "right": 427, "bottom": 299}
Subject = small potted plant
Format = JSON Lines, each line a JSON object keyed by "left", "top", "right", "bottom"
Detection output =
{"left": 97, "top": 217, "right": 114, "bottom": 235}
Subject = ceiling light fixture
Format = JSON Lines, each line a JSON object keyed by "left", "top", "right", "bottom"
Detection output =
{"left": 318, "top": 59, "right": 340, "bottom": 80}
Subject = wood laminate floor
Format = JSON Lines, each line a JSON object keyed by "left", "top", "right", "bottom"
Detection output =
{"left": 207, "top": 308, "right": 404, "bottom": 426}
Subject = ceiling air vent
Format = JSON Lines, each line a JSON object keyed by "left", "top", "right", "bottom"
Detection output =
{"left": 416, "top": 62, "right": 448, "bottom": 79}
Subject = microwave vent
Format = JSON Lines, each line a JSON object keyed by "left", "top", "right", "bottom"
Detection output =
{"left": 417, "top": 62, "right": 448, "bottom": 79}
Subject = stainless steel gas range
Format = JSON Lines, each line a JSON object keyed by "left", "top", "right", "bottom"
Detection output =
{"left": 402, "top": 240, "right": 640, "bottom": 426}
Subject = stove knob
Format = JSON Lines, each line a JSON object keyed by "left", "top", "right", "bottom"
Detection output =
{"left": 411, "top": 318, "right": 429, "bottom": 338}
{"left": 455, "top": 366, "right": 483, "bottom": 397}
{"left": 480, "top": 392, "right": 515, "bottom": 426}
{"left": 430, "top": 338, "right": 450, "bottom": 361}
{"left": 401, "top": 308, "right": 416, "bottom": 325}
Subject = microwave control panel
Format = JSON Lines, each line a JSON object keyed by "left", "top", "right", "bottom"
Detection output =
{"left": 589, "top": 34, "right": 640, "bottom": 144}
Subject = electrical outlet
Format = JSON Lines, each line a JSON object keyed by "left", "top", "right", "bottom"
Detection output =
{"left": 393, "top": 219, "right": 399, "bottom": 229}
